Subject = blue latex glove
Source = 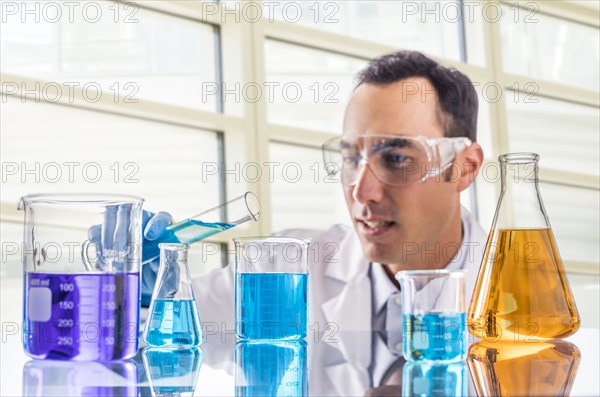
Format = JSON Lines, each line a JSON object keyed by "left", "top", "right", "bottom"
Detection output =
{"left": 88, "top": 209, "right": 175, "bottom": 306}
{"left": 141, "top": 211, "right": 176, "bottom": 306}
{"left": 88, "top": 205, "right": 179, "bottom": 306}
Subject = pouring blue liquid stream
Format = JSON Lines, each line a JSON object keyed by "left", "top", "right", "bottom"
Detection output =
{"left": 143, "top": 192, "right": 261, "bottom": 264}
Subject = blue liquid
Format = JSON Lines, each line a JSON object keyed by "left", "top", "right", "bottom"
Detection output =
{"left": 402, "top": 361, "right": 467, "bottom": 397}
{"left": 143, "top": 347, "right": 202, "bottom": 395}
{"left": 403, "top": 312, "right": 467, "bottom": 362}
{"left": 23, "top": 272, "right": 139, "bottom": 361}
{"left": 235, "top": 341, "right": 307, "bottom": 397}
{"left": 144, "top": 299, "right": 202, "bottom": 347}
{"left": 142, "top": 219, "right": 236, "bottom": 305}
{"left": 168, "top": 219, "right": 235, "bottom": 244}
{"left": 236, "top": 273, "right": 307, "bottom": 340}
{"left": 143, "top": 220, "right": 235, "bottom": 264}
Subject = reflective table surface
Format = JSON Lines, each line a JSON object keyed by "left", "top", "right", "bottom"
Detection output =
{"left": 2, "top": 280, "right": 599, "bottom": 396}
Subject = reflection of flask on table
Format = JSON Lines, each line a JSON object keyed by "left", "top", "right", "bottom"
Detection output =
{"left": 143, "top": 347, "right": 203, "bottom": 397}
{"left": 22, "top": 359, "right": 137, "bottom": 396}
{"left": 402, "top": 361, "right": 467, "bottom": 397}
{"left": 469, "top": 153, "right": 580, "bottom": 341}
{"left": 143, "top": 243, "right": 202, "bottom": 348}
{"left": 235, "top": 340, "right": 307, "bottom": 397}
{"left": 468, "top": 340, "right": 581, "bottom": 396}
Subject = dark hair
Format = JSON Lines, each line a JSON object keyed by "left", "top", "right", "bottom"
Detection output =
{"left": 357, "top": 51, "right": 478, "bottom": 142}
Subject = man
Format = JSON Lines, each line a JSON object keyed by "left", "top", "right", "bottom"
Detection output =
{"left": 141, "top": 50, "right": 486, "bottom": 393}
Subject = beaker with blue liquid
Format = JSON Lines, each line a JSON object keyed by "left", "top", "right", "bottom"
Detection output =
{"left": 20, "top": 194, "right": 144, "bottom": 361}
{"left": 234, "top": 237, "right": 309, "bottom": 340}
{"left": 143, "top": 243, "right": 202, "bottom": 348}
{"left": 396, "top": 270, "right": 467, "bottom": 363}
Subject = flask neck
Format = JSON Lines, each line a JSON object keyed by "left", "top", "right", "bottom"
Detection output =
{"left": 497, "top": 154, "right": 550, "bottom": 230}
{"left": 160, "top": 245, "right": 189, "bottom": 265}
{"left": 155, "top": 243, "right": 195, "bottom": 300}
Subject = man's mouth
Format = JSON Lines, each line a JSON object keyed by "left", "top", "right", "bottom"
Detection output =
{"left": 357, "top": 219, "right": 395, "bottom": 236}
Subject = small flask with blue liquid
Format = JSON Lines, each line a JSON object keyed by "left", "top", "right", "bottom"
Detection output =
{"left": 143, "top": 243, "right": 202, "bottom": 348}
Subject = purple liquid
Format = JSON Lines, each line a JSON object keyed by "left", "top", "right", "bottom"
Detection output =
{"left": 24, "top": 272, "right": 140, "bottom": 361}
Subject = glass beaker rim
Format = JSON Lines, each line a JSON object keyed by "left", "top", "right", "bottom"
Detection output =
{"left": 395, "top": 269, "right": 466, "bottom": 280}
{"left": 159, "top": 242, "right": 190, "bottom": 251}
{"left": 499, "top": 152, "right": 540, "bottom": 164}
{"left": 20, "top": 193, "right": 144, "bottom": 206}
{"left": 233, "top": 236, "right": 311, "bottom": 245}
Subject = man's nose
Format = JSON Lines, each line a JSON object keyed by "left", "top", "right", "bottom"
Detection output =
{"left": 351, "top": 160, "right": 385, "bottom": 204}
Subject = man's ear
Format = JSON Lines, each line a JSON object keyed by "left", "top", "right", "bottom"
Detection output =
{"left": 455, "top": 142, "right": 484, "bottom": 192}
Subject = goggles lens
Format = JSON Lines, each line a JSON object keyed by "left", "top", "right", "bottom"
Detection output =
{"left": 322, "top": 135, "right": 471, "bottom": 186}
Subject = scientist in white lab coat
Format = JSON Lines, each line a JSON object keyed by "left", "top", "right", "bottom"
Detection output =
{"left": 142, "top": 50, "right": 486, "bottom": 394}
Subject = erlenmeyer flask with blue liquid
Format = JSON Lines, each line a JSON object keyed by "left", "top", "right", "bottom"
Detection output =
{"left": 143, "top": 243, "right": 202, "bottom": 348}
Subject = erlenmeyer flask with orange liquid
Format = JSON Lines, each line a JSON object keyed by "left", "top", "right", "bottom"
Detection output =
{"left": 468, "top": 153, "right": 580, "bottom": 341}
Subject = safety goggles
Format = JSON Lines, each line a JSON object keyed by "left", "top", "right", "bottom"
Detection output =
{"left": 322, "top": 134, "right": 472, "bottom": 186}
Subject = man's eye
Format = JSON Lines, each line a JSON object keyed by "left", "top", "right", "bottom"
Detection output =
{"left": 342, "top": 156, "right": 360, "bottom": 166}
{"left": 382, "top": 153, "right": 410, "bottom": 166}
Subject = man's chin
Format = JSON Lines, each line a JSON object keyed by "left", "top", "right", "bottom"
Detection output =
{"left": 359, "top": 240, "right": 398, "bottom": 265}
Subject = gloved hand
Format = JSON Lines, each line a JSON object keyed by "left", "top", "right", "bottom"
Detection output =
{"left": 140, "top": 211, "right": 175, "bottom": 306}
{"left": 88, "top": 209, "right": 175, "bottom": 306}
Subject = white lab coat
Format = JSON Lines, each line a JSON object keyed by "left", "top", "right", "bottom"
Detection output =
{"left": 194, "top": 207, "right": 487, "bottom": 396}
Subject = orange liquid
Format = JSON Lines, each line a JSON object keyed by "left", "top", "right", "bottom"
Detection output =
{"left": 468, "top": 341, "right": 581, "bottom": 397}
{"left": 468, "top": 228, "right": 580, "bottom": 341}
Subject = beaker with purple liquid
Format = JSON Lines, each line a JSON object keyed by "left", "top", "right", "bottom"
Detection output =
{"left": 20, "top": 194, "right": 144, "bottom": 361}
